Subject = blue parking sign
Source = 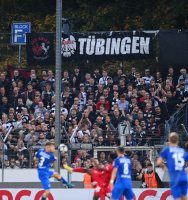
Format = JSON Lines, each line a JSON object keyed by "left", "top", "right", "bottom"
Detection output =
{"left": 11, "top": 22, "right": 31, "bottom": 45}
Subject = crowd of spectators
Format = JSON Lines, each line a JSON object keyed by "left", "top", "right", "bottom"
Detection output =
{"left": 0, "top": 66, "right": 187, "bottom": 170}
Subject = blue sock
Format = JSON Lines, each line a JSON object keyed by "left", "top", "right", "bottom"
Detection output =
{"left": 41, "top": 197, "right": 46, "bottom": 200}
{"left": 60, "top": 177, "right": 68, "bottom": 185}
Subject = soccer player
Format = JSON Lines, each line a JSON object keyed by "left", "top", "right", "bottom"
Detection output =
{"left": 34, "top": 141, "right": 74, "bottom": 200}
{"left": 64, "top": 158, "right": 105, "bottom": 200}
{"left": 110, "top": 146, "right": 135, "bottom": 200}
{"left": 156, "top": 132, "right": 188, "bottom": 200}
{"left": 101, "top": 152, "right": 118, "bottom": 198}
{"left": 64, "top": 156, "right": 116, "bottom": 200}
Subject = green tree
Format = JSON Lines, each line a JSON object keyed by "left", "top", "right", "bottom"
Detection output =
{"left": 0, "top": 0, "right": 187, "bottom": 68}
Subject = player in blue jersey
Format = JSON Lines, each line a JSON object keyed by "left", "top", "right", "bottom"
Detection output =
{"left": 110, "top": 146, "right": 135, "bottom": 200}
{"left": 34, "top": 141, "right": 74, "bottom": 200}
{"left": 156, "top": 132, "right": 188, "bottom": 200}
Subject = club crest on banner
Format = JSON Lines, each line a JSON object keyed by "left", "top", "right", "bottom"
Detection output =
{"left": 26, "top": 33, "right": 55, "bottom": 65}
{"left": 26, "top": 32, "right": 153, "bottom": 65}
{"left": 31, "top": 37, "right": 50, "bottom": 60}
{"left": 61, "top": 35, "right": 76, "bottom": 57}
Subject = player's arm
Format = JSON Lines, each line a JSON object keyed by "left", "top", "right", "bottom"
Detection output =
{"left": 156, "top": 147, "right": 167, "bottom": 169}
{"left": 109, "top": 167, "right": 117, "bottom": 190}
{"left": 33, "top": 156, "right": 38, "bottom": 161}
{"left": 185, "top": 166, "right": 188, "bottom": 174}
{"left": 63, "top": 164, "right": 92, "bottom": 175}
{"left": 156, "top": 157, "right": 167, "bottom": 171}
{"left": 52, "top": 156, "right": 57, "bottom": 163}
{"left": 156, "top": 157, "right": 163, "bottom": 167}
{"left": 109, "top": 167, "right": 117, "bottom": 191}
{"left": 110, "top": 167, "right": 117, "bottom": 182}
{"left": 184, "top": 152, "right": 188, "bottom": 173}
{"left": 33, "top": 150, "right": 40, "bottom": 161}
{"left": 73, "top": 167, "right": 92, "bottom": 175}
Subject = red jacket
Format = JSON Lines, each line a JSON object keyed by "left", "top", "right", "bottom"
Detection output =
{"left": 96, "top": 101, "right": 110, "bottom": 111}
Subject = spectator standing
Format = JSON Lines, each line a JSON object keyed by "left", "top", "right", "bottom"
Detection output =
{"left": 93, "top": 69, "right": 101, "bottom": 84}
{"left": 99, "top": 70, "right": 111, "bottom": 86}
{"left": 178, "top": 68, "right": 187, "bottom": 84}
{"left": 142, "top": 163, "right": 163, "bottom": 188}
{"left": 12, "top": 70, "right": 24, "bottom": 84}
{"left": 117, "top": 94, "right": 129, "bottom": 112}
{"left": 142, "top": 69, "right": 154, "bottom": 86}
{"left": 0, "top": 72, "right": 10, "bottom": 92}
{"left": 96, "top": 95, "right": 110, "bottom": 111}
{"left": 71, "top": 66, "right": 84, "bottom": 89}
{"left": 34, "top": 101, "right": 47, "bottom": 120}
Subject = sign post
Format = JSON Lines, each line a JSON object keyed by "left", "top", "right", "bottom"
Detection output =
{"left": 11, "top": 22, "right": 31, "bottom": 65}
{"left": 18, "top": 45, "right": 21, "bottom": 64}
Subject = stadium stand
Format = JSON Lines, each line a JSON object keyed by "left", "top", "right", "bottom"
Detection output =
{"left": 0, "top": 66, "right": 187, "bottom": 179}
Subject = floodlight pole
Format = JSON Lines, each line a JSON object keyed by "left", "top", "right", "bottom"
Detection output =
{"left": 55, "top": 0, "right": 62, "bottom": 173}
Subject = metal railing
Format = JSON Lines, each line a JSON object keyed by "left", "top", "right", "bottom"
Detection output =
{"left": 165, "top": 103, "right": 188, "bottom": 143}
{"left": 94, "top": 146, "right": 155, "bottom": 163}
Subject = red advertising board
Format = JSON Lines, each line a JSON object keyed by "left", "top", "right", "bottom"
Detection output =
{"left": 0, "top": 189, "right": 173, "bottom": 200}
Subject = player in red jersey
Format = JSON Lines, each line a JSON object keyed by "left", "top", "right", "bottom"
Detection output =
{"left": 100, "top": 152, "right": 117, "bottom": 198}
{"left": 64, "top": 153, "right": 117, "bottom": 200}
{"left": 90, "top": 158, "right": 106, "bottom": 200}
{"left": 64, "top": 158, "right": 106, "bottom": 200}
{"left": 92, "top": 152, "right": 123, "bottom": 200}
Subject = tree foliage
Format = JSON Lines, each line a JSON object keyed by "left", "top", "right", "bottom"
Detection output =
{"left": 0, "top": 0, "right": 187, "bottom": 32}
{"left": 0, "top": 0, "right": 187, "bottom": 69}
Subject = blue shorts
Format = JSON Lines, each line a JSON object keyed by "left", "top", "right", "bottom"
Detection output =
{"left": 38, "top": 169, "right": 54, "bottom": 190}
{"left": 112, "top": 182, "right": 134, "bottom": 200}
{"left": 171, "top": 180, "right": 188, "bottom": 199}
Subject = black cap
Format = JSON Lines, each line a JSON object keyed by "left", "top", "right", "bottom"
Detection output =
{"left": 147, "top": 163, "right": 153, "bottom": 167}
{"left": 93, "top": 122, "right": 100, "bottom": 126}
{"left": 45, "top": 81, "right": 51, "bottom": 85}
{"left": 74, "top": 66, "right": 80, "bottom": 69}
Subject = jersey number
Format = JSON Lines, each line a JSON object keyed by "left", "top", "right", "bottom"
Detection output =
{"left": 38, "top": 157, "right": 45, "bottom": 167}
{"left": 172, "top": 152, "right": 185, "bottom": 171}
{"left": 123, "top": 163, "right": 129, "bottom": 175}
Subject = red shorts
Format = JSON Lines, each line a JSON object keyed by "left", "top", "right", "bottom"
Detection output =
{"left": 94, "top": 185, "right": 111, "bottom": 199}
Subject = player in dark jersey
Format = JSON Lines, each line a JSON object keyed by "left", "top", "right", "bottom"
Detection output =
{"left": 34, "top": 141, "right": 74, "bottom": 200}
{"left": 157, "top": 132, "right": 188, "bottom": 200}
{"left": 110, "top": 146, "right": 135, "bottom": 200}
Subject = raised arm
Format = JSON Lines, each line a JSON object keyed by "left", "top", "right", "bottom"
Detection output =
{"left": 74, "top": 167, "right": 92, "bottom": 175}
{"left": 109, "top": 167, "right": 117, "bottom": 191}
{"left": 63, "top": 165, "right": 92, "bottom": 175}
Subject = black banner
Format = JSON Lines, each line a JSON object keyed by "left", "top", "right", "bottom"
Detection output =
{"left": 26, "top": 33, "right": 55, "bottom": 66}
{"left": 159, "top": 30, "right": 188, "bottom": 67}
{"left": 61, "top": 31, "right": 153, "bottom": 60}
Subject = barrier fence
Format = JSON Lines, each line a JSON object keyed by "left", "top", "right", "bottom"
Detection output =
{"left": 165, "top": 103, "right": 188, "bottom": 144}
